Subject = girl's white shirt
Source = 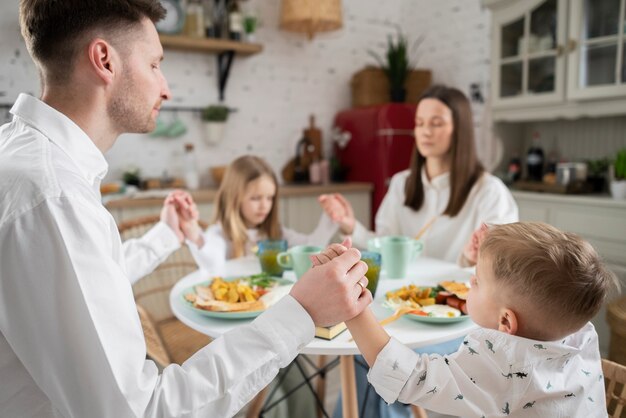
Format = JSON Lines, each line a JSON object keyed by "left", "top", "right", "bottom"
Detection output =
{"left": 187, "top": 214, "right": 338, "bottom": 274}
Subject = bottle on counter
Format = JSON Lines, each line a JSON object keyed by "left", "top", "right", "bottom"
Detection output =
{"left": 228, "top": 0, "right": 243, "bottom": 41}
{"left": 184, "top": 143, "right": 200, "bottom": 190}
{"left": 507, "top": 156, "right": 521, "bottom": 184}
{"left": 526, "top": 131, "right": 544, "bottom": 181}
{"left": 183, "top": 0, "right": 205, "bottom": 38}
{"left": 202, "top": 0, "right": 215, "bottom": 38}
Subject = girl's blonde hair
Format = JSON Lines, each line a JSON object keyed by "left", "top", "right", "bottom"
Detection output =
{"left": 213, "top": 155, "right": 281, "bottom": 258}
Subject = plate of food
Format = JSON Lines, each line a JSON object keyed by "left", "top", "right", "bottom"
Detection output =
{"left": 181, "top": 274, "right": 293, "bottom": 319}
{"left": 384, "top": 281, "right": 471, "bottom": 324}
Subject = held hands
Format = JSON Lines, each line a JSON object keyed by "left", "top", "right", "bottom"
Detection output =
{"left": 160, "top": 190, "right": 203, "bottom": 246}
{"left": 462, "top": 223, "right": 490, "bottom": 266}
{"left": 290, "top": 238, "right": 372, "bottom": 327}
{"left": 318, "top": 193, "right": 356, "bottom": 235}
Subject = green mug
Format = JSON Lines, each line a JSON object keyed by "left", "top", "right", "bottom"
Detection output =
{"left": 277, "top": 245, "right": 323, "bottom": 279}
{"left": 367, "top": 236, "right": 423, "bottom": 279}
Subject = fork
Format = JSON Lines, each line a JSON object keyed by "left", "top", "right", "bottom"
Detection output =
{"left": 379, "top": 306, "right": 416, "bottom": 326}
{"left": 348, "top": 306, "right": 417, "bottom": 342}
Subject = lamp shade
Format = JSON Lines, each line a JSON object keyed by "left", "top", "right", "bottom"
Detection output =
{"left": 280, "top": 0, "right": 343, "bottom": 40}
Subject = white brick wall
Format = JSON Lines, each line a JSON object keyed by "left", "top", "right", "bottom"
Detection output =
{"left": 0, "top": 0, "right": 494, "bottom": 184}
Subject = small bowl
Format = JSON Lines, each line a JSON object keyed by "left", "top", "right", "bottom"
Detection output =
{"left": 210, "top": 166, "right": 227, "bottom": 186}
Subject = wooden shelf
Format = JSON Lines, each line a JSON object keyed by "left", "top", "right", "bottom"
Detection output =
{"left": 159, "top": 34, "right": 263, "bottom": 55}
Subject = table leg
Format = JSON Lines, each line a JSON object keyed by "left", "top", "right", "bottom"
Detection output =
{"left": 340, "top": 355, "right": 358, "bottom": 418}
{"left": 316, "top": 355, "right": 327, "bottom": 418}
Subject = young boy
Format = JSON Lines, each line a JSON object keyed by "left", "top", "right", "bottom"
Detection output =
{"left": 319, "top": 222, "right": 619, "bottom": 417}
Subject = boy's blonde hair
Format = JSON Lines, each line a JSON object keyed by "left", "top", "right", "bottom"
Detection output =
{"left": 213, "top": 156, "right": 281, "bottom": 258}
{"left": 480, "top": 222, "right": 619, "bottom": 340}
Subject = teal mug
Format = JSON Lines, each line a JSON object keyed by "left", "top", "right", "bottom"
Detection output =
{"left": 367, "top": 236, "right": 423, "bottom": 279}
{"left": 277, "top": 245, "right": 323, "bottom": 279}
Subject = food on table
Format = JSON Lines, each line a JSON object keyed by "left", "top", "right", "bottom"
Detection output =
{"left": 385, "top": 281, "right": 471, "bottom": 317}
{"left": 184, "top": 275, "right": 286, "bottom": 312}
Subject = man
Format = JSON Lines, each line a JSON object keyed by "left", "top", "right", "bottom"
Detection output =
{"left": 0, "top": 1, "right": 372, "bottom": 416}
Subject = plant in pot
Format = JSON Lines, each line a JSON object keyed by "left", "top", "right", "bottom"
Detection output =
{"left": 609, "top": 148, "right": 626, "bottom": 199}
{"left": 586, "top": 157, "right": 609, "bottom": 193}
{"left": 369, "top": 31, "right": 424, "bottom": 102}
{"left": 201, "top": 105, "right": 229, "bottom": 145}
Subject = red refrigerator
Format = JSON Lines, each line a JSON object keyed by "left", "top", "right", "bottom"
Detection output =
{"left": 333, "top": 103, "right": 417, "bottom": 228}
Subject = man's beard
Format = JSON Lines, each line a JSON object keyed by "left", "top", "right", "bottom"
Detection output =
{"left": 108, "top": 75, "right": 155, "bottom": 134}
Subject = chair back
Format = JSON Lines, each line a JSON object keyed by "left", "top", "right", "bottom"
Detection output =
{"left": 119, "top": 215, "right": 210, "bottom": 367}
{"left": 603, "top": 358, "right": 626, "bottom": 418}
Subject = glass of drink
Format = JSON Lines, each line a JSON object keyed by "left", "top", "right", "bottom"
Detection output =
{"left": 257, "top": 239, "right": 288, "bottom": 277}
{"left": 360, "top": 251, "right": 382, "bottom": 297}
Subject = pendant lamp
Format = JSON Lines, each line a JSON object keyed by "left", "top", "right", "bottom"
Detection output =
{"left": 280, "top": 0, "right": 343, "bottom": 40}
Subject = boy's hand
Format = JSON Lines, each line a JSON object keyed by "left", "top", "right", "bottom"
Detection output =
{"left": 318, "top": 194, "right": 356, "bottom": 235}
{"left": 462, "top": 223, "right": 489, "bottom": 266}
{"left": 290, "top": 245, "right": 371, "bottom": 327}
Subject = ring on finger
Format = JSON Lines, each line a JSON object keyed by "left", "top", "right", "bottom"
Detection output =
{"left": 356, "top": 279, "right": 365, "bottom": 292}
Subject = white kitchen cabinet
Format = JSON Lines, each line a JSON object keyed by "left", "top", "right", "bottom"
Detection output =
{"left": 484, "top": 0, "right": 626, "bottom": 121}
{"left": 567, "top": 0, "right": 626, "bottom": 100}
{"left": 513, "top": 191, "right": 626, "bottom": 356}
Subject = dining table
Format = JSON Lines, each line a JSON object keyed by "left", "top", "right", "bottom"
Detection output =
{"left": 170, "top": 255, "right": 478, "bottom": 418}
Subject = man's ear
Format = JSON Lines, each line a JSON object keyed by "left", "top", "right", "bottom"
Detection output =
{"left": 87, "top": 38, "right": 116, "bottom": 85}
{"left": 498, "top": 308, "right": 518, "bottom": 336}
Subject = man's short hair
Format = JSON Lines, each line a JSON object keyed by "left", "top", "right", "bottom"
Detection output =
{"left": 481, "top": 222, "right": 619, "bottom": 339}
{"left": 19, "top": 0, "right": 165, "bottom": 84}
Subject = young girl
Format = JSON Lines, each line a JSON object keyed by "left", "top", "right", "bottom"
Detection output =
{"left": 183, "top": 155, "right": 338, "bottom": 273}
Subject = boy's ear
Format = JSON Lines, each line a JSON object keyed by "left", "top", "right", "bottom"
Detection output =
{"left": 498, "top": 308, "right": 518, "bottom": 336}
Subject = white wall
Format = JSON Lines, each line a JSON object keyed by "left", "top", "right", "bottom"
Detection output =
{"left": 0, "top": 0, "right": 493, "bottom": 185}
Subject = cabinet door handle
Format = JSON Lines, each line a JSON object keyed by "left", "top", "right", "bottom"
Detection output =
{"left": 556, "top": 44, "right": 564, "bottom": 56}
{"left": 567, "top": 39, "right": 577, "bottom": 52}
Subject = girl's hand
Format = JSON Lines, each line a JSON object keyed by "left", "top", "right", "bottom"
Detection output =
{"left": 318, "top": 193, "right": 356, "bottom": 235}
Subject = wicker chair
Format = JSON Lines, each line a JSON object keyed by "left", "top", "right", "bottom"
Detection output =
{"left": 604, "top": 358, "right": 626, "bottom": 418}
{"left": 119, "top": 215, "right": 211, "bottom": 368}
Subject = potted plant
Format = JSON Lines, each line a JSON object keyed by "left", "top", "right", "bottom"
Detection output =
{"left": 369, "top": 31, "right": 424, "bottom": 102}
{"left": 586, "top": 158, "right": 609, "bottom": 193}
{"left": 201, "top": 105, "right": 229, "bottom": 145}
{"left": 609, "top": 148, "right": 626, "bottom": 199}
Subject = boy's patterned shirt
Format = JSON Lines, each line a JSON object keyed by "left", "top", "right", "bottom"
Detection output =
{"left": 368, "top": 322, "right": 606, "bottom": 417}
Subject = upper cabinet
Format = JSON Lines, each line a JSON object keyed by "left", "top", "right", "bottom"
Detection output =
{"left": 484, "top": 0, "right": 626, "bottom": 121}
{"left": 567, "top": 0, "right": 626, "bottom": 99}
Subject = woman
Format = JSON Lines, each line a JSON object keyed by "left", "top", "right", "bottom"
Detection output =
{"left": 321, "top": 85, "right": 518, "bottom": 266}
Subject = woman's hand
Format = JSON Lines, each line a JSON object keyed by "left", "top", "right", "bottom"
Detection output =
{"left": 462, "top": 223, "right": 489, "bottom": 266}
{"left": 318, "top": 193, "right": 356, "bottom": 235}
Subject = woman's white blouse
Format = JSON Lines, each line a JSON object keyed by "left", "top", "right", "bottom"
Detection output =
{"left": 351, "top": 169, "right": 519, "bottom": 263}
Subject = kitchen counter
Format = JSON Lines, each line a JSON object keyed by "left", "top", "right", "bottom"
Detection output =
{"left": 105, "top": 182, "right": 373, "bottom": 209}
{"left": 511, "top": 190, "right": 626, "bottom": 209}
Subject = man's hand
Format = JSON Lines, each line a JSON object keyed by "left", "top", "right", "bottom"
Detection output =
{"left": 290, "top": 242, "right": 371, "bottom": 327}
{"left": 318, "top": 193, "right": 356, "bottom": 235}
{"left": 462, "top": 223, "right": 490, "bottom": 266}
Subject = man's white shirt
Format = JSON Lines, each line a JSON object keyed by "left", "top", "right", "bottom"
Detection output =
{"left": 0, "top": 94, "right": 314, "bottom": 417}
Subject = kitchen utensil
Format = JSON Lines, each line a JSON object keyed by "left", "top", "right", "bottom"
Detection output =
{"left": 414, "top": 216, "right": 437, "bottom": 240}
{"left": 379, "top": 306, "right": 419, "bottom": 326}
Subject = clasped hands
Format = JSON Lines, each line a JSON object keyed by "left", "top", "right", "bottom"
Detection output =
{"left": 160, "top": 190, "right": 204, "bottom": 246}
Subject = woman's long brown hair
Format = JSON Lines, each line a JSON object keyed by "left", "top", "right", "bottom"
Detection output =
{"left": 404, "top": 85, "right": 484, "bottom": 217}
{"left": 213, "top": 155, "right": 282, "bottom": 258}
